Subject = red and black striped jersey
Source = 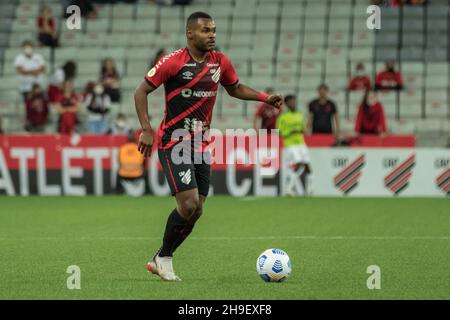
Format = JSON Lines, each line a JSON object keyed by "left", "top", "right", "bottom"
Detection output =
{"left": 144, "top": 47, "right": 239, "bottom": 149}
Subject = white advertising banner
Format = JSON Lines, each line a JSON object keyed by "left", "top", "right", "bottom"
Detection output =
{"left": 309, "top": 148, "right": 450, "bottom": 197}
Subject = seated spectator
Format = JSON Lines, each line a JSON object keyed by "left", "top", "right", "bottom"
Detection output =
{"left": 37, "top": 6, "right": 59, "bottom": 48}
{"left": 375, "top": 60, "right": 404, "bottom": 91}
{"left": 25, "top": 83, "right": 49, "bottom": 133}
{"left": 48, "top": 60, "right": 77, "bottom": 103}
{"left": 14, "top": 40, "right": 47, "bottom": 101}
{"left": 354, "top": 90, "right": 387, "bottom": 136}
{"left": 107, "top": 113, "right": 133, "bottom": 135}
{"left": 253, "top": 87, "right": 281, "bottom": 132}
{"left": 307, "top": 84, "right": 340, "bottom": 136}
{"left": 347, "top": 63, "right": 371, "bottom": 91}
{"left": 100, "top": 58, "right": 121, "bottom": 103}
{"left": 53, "top": 81, "right": 80, "bottom": 134}
{"left": 84, "top": 82, "right": 111, "bottom": 134}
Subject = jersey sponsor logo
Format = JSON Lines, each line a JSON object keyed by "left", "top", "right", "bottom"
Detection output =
{"left": 179, "top": 169, "right": 192, "bottom": 185}
{"left": 182, "top": 71, "right": 194, "bottom": 80}
{"left": 147, "top": 67, "right": 156, "bottom": 77}
{"left": 207, "top": 63, "right": 219, "bottom": 67}
{"left": 211, "top": 67, "right": 221, "bottom": 83}
{"left": 181, "top": 88, "right": 217, "bottom": 98}
{"left": 184, "top": 63, "right": 197, "bottom": 67}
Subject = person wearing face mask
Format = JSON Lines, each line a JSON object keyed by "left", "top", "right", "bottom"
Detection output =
{"left": 354, "top": 89, "right": 387, "bottom": 137}
{"left": 107, "top": 113, "right": 133, "bottom": 136}
{"left": 84, "top": 82, "right": 111, "bottom": 134}
{"left": 25, "top": 83, "right": 49, "bottom": 133}
{"left": 14, "top": 40, "right": 47, "bottom": 101}
{"left": 347, "top": 63, "right": 371, "bottom": 91}
{"left": 375, "top": 60, "right": 404, "bottom": 91}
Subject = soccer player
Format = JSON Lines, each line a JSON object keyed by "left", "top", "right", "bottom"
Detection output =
{"left": 276, "top": 95, "right": 312, "bottom": 196}
{"left": 133, "top": 12, "right": 283, "bottom": 281}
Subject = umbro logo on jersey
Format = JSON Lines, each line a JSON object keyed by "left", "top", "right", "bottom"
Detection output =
{"left": 182, "top": 71, "right": 194, "bottom": 80}
{"left": 211, "top": 67, "right": 221, "bottom": 83}
{"left": 179, "top": 169, "right": 192, "bottom": 185}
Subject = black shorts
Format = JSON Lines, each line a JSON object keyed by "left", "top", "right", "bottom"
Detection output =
{"left": 158, "top": 147, "right": 211, "bottom": 197}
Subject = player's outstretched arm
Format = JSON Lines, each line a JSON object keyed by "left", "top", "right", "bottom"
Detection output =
{"left": 134, "top": 80, "right": 157, "bottom": 157}
{"left": 224, "top": 82, "right": 283, "bottom": 109}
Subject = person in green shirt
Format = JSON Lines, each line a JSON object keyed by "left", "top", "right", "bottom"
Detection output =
{"left": 276, "top": 95, "right": 312, "bottom": 196}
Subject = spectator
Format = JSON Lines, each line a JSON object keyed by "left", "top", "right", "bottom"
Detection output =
{"left": 253, "top": 87, "right": 281, "bottom": 132}
{"left": 84, "top": 82, "right": 111, "bottom": 134}
{"left": 117, "top": 131, "right": 146, "bottom": 196}
{"left": 48, "top": 60, "right": 77, "bottom": 103}
{"left": 53, "top": 80, "right": 80, "bottom": 134}
{"left": 354, "top": 90, "right": 387, "bottom": 136}
{"left": 307, "top": 84, "right": 340, "bottom": 136}
{"left": 107, "top": 113, "right": 133, "bottom": 135}
{"left": 37, "top": 6, "right": 59, "bottom": 48}
{"left": 347, "top": 63, "right": 371, "bottom": 91}
{"left": 25, "top": 83, "right": 49, "bottom": 133}
{"left": 0, "top": 116, "right": 3, "bottom": 134}
{"left": 100, "top": 57, "right": 121, "bottom": 103}
{"left": 375, "top": 60, "right": 404, "bottom": 91}
{"left": 14, "top": 40, "right": 46, "bottom": 101}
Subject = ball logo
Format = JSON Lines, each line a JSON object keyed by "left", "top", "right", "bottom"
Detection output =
{"left": 147, "top": 68, "right": 156, "bottom": 78}
{"left": 271, "top": 259, "right": 283, "bottom": 273}
{"left": 258, "top": 255, "right": 267, "bottom": 270}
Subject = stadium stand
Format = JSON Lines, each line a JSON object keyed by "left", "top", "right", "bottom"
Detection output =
{"left": 0, "top": 0, "right": 448, "bottom": 146}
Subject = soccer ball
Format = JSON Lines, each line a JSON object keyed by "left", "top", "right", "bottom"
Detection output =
{"left": 256, "top": 248, "right": 292, "bottom": 282}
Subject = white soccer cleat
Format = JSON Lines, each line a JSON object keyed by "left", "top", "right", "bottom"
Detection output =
{"left": 153, "top": 255, "right": 182, "bottom": 281}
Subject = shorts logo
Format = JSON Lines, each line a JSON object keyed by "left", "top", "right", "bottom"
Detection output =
{"left": 182, "top": 71, "right": 194, "bottom": 80}
{"left": 211, "top": 67, "right": 221, "bottom": 83}
{"left": 147, "top": 67, "right": 156, "bottom": 77}
{"left": 179, "top": 169, "right": 192, "bottom": 185}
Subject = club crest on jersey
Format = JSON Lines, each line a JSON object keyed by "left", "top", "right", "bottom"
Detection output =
{"left": 211, "top": 67, "right": 221, "bottom": 83}
{"left": 182, "top": 71, "right": 194, "bottom": 80}
{"left": 147, "top": 67, "right": 156, "bottom": 77}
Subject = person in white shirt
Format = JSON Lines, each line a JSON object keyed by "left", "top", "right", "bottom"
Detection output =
{"left": 14, "top": 40, "right": 46, "bottom": 100}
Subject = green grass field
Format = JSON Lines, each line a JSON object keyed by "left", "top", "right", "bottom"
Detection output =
{"left": 0, "top": 196, "right": 449, "bottom": 300}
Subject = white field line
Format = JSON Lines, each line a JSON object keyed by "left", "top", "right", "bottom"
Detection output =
{"left": 0, "top": 236, "right": 449, "bottom": 241}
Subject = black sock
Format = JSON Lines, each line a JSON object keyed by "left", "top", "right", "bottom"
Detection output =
{"left": 171, "top": 221, "right": 195, "bottom": 254}
{"left": 158, "top": 209, "right": 188, "bottom": 257}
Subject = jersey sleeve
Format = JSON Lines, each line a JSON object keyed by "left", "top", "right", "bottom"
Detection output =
{"left": 220, "top": 54, "right": 239, "bottom": 86}
{"left": 144, "top": 56, "right": 177, "bottom": 88}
